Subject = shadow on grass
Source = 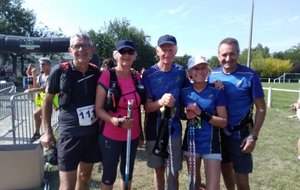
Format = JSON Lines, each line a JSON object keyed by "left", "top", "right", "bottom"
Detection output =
{"left": 136, "top": 146, "right": 147, "bottom": 161}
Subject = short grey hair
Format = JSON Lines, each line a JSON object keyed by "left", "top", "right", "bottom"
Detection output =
{"left": 218, "top": 37, "right": 240, "bottom": 55}
{"left": 39, "top": 57, "right": 52, "bottom": 65}
{"left": 70, "top": 33, "right": 93, "bottom": 47}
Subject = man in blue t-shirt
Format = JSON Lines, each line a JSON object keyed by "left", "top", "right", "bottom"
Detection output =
{"left": 209, "top": 37, "right": 266, "bottom": 190}
{"left": 142, "top": 34, "right": 189, "bottom": 190}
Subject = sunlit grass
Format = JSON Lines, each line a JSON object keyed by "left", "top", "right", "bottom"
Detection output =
{"left": 46, "top": 82, "right": 300, "bottom": 189}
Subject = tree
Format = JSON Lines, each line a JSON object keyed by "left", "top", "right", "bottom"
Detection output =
{"left": 0, "top": 0, "right": 36, "bottom": 36}
{"left": 252, "top": 57, "right": 292, "bottom": 78}
{"left": 208, "top": 56, "right": 220, "bottom": 70}
{"left": 272, "top": 43, "right": 300, "bottom": 73}
{"left": 174, "top": 54, "right": 191, "bottom": 68}
{"left": 0, "top": 0, "right": 64, "bottom": 81}
{"left": 239, "top": 43, "right": 270, "bottom": 67}
{"left": 89, "top": 18, "right": 156, "bottom": 71}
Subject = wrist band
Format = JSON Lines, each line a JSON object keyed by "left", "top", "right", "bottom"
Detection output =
{"left": 199, "top": 111, "right": 213, "bottom": 122}
{"left": 247, "top": 135, "right": 258, "bottom": 141}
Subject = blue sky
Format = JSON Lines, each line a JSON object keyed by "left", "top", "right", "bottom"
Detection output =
{"left": 23, "top": 0, "right": 300, "bottom": 58}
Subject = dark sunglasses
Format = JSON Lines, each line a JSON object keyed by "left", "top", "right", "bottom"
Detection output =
{"left": 119, "top": 49, "right": 135, "bottom": 55}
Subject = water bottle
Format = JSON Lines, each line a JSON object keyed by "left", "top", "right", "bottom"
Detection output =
{"left": 44, "top": 141, "right": 58, "bottom": 165}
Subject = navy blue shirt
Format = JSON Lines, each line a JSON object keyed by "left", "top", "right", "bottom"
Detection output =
{"left": 142, "top": 63, "right": 190, "bottom": 140}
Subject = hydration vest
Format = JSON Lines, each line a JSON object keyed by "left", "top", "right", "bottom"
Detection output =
{"left": 58, "top": 61, "right": 100, "bottom": 108}
{"left": 105, "top": 68, "right": 146, "bottom": 112}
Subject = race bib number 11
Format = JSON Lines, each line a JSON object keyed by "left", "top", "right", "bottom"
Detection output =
{"left": 76, "top": 105, "right": 97, "bottom": 126}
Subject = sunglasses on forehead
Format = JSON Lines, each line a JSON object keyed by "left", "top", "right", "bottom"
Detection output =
{"left": 118, "top": 48, "right": 135, "bottom": 55}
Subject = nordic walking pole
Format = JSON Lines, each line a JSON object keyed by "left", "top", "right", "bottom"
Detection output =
{"left": 165, "top": 106, "right": 176, "bottom": 190}
{"left": 125, "top": 99, "right": 134, "bottom": 190}
{"left": 188, "top": 119, "right": 196, "bottom": 190}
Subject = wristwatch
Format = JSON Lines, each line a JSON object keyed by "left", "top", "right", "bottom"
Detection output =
{"left": 247, "top": 135, "right": 258, "bottom": 141}
{"left": 117, "top": 118, "right": 125, "bottom": 128}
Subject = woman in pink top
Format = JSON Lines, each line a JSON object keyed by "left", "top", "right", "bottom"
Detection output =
{"left": 95, "top": 40, "right": 143, "bottom": 190}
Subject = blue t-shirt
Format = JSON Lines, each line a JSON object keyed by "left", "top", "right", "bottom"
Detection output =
{"left": 209, "top": 64, "right": 264, "bottom": 128}
{"left": 142, "top": 63, "right": 189, "bottom": 140}
{"left": 181, "top": 85, "right": 227, "bottom": 154}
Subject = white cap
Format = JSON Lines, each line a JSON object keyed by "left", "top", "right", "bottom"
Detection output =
{"left": 187, "top": 55, "right": 209, "bottom": 70}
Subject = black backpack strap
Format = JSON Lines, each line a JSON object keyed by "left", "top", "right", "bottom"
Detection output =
{"left": 109, "top": 68, "right": 118, "bottom": 87}
{"left": 130, "top": 69, "right": 139, "bottom": 87}
{"left": 58, "top": 61, "right": 73, "bottom": 108}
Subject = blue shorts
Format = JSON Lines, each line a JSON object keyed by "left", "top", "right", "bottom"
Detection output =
{"left": 183, "top": 151, "right": 222, "bottom": 161}
{"left": 99, "top": 135, "right": 139, "bottom": 185}
{"left": 57, "top": 133, "right": 101, "bottom": 171}
{"left": 221, "top": 135, "right": 253, "bottom": 173}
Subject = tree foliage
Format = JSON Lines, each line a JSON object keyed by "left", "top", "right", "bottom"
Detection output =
{"left": 208, "top": 56, "right": 220, "bottom": 70}
{"left": 0, "top": 0, "right": 36, "bottom": 36}
{"left": 174, "top": 54, "right": 191, "bottom": 68}
{"left": 88, "top": 18, "right": 156, "bottom": 71}
{"left": 252, "top": 57, "right": 292, "bottom": 78}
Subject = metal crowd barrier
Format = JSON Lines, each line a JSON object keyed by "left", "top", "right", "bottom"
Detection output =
{"left": 0, "top": 82, "right": 16, "bottom": 120}
{"left": 0, "top": 92, "right": 59, "bottom": 144}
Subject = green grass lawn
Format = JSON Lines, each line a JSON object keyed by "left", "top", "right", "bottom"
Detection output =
{"left": 45, "top": 82, "right": 300, "bottom": 189}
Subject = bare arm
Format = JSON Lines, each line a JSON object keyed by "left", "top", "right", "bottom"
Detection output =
{"left": 95, "top": 85, "right": 119, "bottom": 127}
{"left": 186, "top": 103, "right": 227, "bottom": 128}
{"left": 32, "top": 68, "right": 38, "bottom": 88}
{"left": 241, "top": 97, "right": 266, "bottom": 153}
{"left": 41, "top": 88, "right": 55, "bottom": 149}
{"left": 144, "top": 93, "right": 175, "bottom": 113}
{"left": 251, "top": 97, "right": 266, "bottom": 137}
{"left": 209, "top": 106, "right": 228, "bottom": 128}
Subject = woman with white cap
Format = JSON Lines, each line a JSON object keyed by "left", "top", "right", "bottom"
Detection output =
{"left": 181, "top": 55, "right": 228, "bottom": 190}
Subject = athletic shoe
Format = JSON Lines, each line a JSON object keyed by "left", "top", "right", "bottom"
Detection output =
{"left": 30, "top": 133, "right": 41, "bottom": 143}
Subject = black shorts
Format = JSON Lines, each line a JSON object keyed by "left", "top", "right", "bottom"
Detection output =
{"left": 99, "top": 135, "right": 139, "bottom": 185}
{"left": 221, "top": 135, "right": 253, "bottom": 173}
{"left": 57, "top": 133, "right": 101, "bottom": 171}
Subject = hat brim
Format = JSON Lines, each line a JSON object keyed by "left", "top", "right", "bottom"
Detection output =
{"left": 116, "top": 45, "right": 134, "bottom": 51}
{"left": 158, "top": 41, "right": 176, "bottom": 46}
{"left": 188, "top": 62, "right": 209, "bottom": 70}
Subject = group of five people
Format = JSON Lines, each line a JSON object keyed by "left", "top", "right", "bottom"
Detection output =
{"left": 39, "top": 33, "right": 266, "bottom": 190}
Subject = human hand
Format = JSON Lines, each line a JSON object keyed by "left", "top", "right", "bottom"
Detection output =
{"left": 40, "top": 132, "right": 55, "bottom": 149}
{"left": 158, "top": 93, "right": 175, "bottom": 107}
{"left": 240, "top": 136, "right": 256, "bottom": 153}
{"left": 291, "top": 103, "right": 300, "bottom": 111}
{"left": 213, "top": 80, "right": 224, "bottom": 90}
{"left": 32, "top": 68, "right": 37, "bottom": 77}
{"left": 120, "top": 117, "right": 134, "bottom": 130}
{"left": 26, "top": 64, "right": 35, "bottom": 76}
{"left": 185, "top": 103, "right": 201, "bottom": 119}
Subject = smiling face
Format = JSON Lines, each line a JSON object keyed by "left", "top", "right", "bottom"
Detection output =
{"left": 218, "top": 43, "right": 239, "bottom": 74}
{"left": 115, "top": 48, "right": 136, "bottom": 68}
{"left": 68, "top": 36, "right": 95, "bottom": 65}
{"left": 189, "top": 63, "right": 210, "bottom": 83}
{"left": 156, "top": 44, "right": 177, "bottom": 66}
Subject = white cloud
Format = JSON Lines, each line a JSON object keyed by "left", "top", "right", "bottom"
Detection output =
{"left": 288, "top": 16, "right": 300, "bottom": 23}
{"left": 214, "top": 14, "right": 249, "bottom": 26}
{"left": 168, "top": 6, "right": 184, "bottom": 14}
{"left": 157, "top": 5, "right": 186, "bottom": 17}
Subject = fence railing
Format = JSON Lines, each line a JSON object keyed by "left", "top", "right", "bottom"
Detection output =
{"left": 0, "top": 82, "right": 16, "bottom": 120}
{"left": 263, "top": 87, "right": 300, "bottom": 108}
{"left": 0, "top": 91, "right": 59, "bottom": 145}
